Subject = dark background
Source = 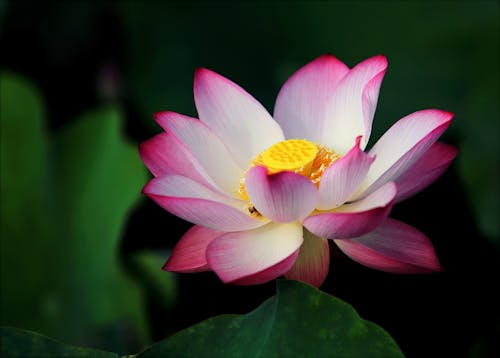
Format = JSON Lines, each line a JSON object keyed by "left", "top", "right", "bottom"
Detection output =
{"left": 1, "top": 1, "right": 498, "bottom": 357}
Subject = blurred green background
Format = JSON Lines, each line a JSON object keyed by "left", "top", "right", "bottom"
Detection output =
{"left": 1, "top": 1, "right": 498, "bottom": 357}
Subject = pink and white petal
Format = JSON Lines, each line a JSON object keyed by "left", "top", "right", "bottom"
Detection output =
{"left": 322, "top": 55, "right": 388, "bottom": 153}
{"left": 395, "top": 142, "right": 458, "bottom": 203}
{"left": 206, "top": 222, "right": 303, "bottom": 284}
{"left": 144, "top": 175, "right": 268, "bottom": 232}
{"left": 285, "top": 229, "right": 330, "bottom": 288}
{"left": 139, "top": 132, "right": 207, "bottom": 186}
{"left": 139, "top": 133, "right": 181, "bottom": 177}
{"left": 304, "top": 182, "right": 396, "bottom": 239}
{"left": 273, "top": 54, "right": 349, "bottom": 143}
{"left": 232, "top": 250, "right": 300, "bottom": 285}
{"left": 360, "top": 109, "right": 453, "bottom": 198}
{"left": 245, "top": 166, "right": 318, "bottom": 223}
{"left": 163, "top": 225, "right": 224, "bottom": 273}
{"left": 155, "top": 111, "right": 243, "bottom": 196}
{"left": 317, "top": 136, "right": 375, "bottom": 210}
{"left": 336, "top": 181, "right": 397, "bottom": 213}
{"left": 194, "top": 68, "right": 284, "bottom": 168}
{"left": 335, "top": 218, "right": 442, "bottom": 273}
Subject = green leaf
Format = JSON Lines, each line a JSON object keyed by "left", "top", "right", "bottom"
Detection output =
{"left": 50, "top": 106, "right": 149, "bottom": 350}
{"left": 0, "top": 326, "right": 118, "bottom": 358}
{"left": 0, "top": 72, "right": 150, "bottom": 353}
{"left": 128, "top": 250, "right": 177, "bottom": 309}
{"left": 138, "top": 280, "right": 404, "bottom": 357}
{"left": 0, "top": 72, "right": 56, "bottom": 334}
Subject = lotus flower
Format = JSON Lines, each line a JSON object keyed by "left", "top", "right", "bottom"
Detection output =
{"left": 140, "top": 54, "right": 457, "bottom": 287}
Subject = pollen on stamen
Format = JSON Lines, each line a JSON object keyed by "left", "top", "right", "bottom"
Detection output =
{"left": 309, "top": 146, "right": 341, "bottom": 185}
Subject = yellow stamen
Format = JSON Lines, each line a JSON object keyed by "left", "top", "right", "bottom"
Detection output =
{"left": 309, "top": 146, "right": 341, "bottom": 185}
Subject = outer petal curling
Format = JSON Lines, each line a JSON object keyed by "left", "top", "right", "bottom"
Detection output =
{"left": 155, "top": 111, "right": 243, "bottom": 196}
{"left": 206, "top": 222, "right": 303, "bottom": 284}
{"left": 144, "top": 175, "right": 267, "bottom": 232}
{"left": 273, "top": 54, "right": 349, "bottom": 143}
{"left": 317, "top": 136, "right": 375, "bottom": 210}
{"left": 304, "top": 182, "right": 396, "bottom": 239}
{"left": 245, "top": 166, "right": 318, "bottom": 223}
{"left": 285, "top": 229, "right": 330, "bottom": 288}
{"left": 322, "top": 55, "right": 388, "bottom": 153}
{"left": 335, "top": 218, "right": 442, "bottom": 273}
{"left": 194, "top": 68, "right": 284, "bottom": 168}
{"left": 360, "top": 109, "right": 453, "bottom": 197}
{"left": 163, "top": 225, "right": 224, "bottom": 273}
{"left": 138, "top": 132, "right": 207, "bottom": 186}
{"left": 394, "top": 142, "right": 458, "bottom": 203}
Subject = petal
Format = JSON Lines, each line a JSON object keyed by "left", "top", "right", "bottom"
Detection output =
{"left": 232, "top": 251, "right": 300, "bottom": 285}
{"left": 285, "top": 229, "right": 330, "bottom": 288}
{"left": 304, "top": 182, "right": 396, "bottom": 239}
{"left": 322, "top": 55, "right": 388, "bottom": 153}
{"left": 245, "top": 166, "right": 318, "bottom": 223}
{"left": 163, "top": 225, "right": 224, "bottom": 273}
{"left": 273, "top": 54, "right": 349, "bottom": 143}
{"left": 317, "top": 136, "right": 375, "bottom": 210}
{"left": 394, "top": 142, "right": 458, "bottom": 203}
{"left": 155, "top": 111, "right": 243, "bottom": 196}
{"left": 139, "top": 132, "right": 207, "bottom": 186}
{"left": 360, "top": 109, "right": 453, "bottom": 198}
{"left": 138, "top": 133, "right": 176, "bottom": 177}
{"left": 206, "top": 222, "right": 303, "bottom": 284}
{"left": 144, "top": 175, "right": 268, "bottom": 232}
{"left": 335, "top": 218, "right": 442, "bottom": 273}
{"left": 194, "top": 68, "right": 284, "bottom": 168}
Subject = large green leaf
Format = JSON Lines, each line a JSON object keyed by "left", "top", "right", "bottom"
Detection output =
{"left": 0, "top": 72, "right": 56, "bottom": 334}
{"left": 0, "top": 327, "right": 118, "bottom": 358}
{"left": 0, "top": 72, "right": 150, "bottom": 353}
{"left": 49, "top": 106, "right": 149, "bottom": 351}
{"left": 138, "top": 280, "right": 404, "bottom": 357}
{"left": 1, "top": 281, "right": 403, "bottom": 357}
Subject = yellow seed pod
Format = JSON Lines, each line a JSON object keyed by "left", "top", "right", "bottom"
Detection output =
{"left": 260, "top": 139, "right": 318, "bottom": 174}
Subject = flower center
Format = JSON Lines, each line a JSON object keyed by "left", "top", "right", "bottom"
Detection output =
{"left": 238, "top": 139, "right": 341, "bottom": 212}
{"left": 260, "top": 139, "right": 318, "bottom": 174}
